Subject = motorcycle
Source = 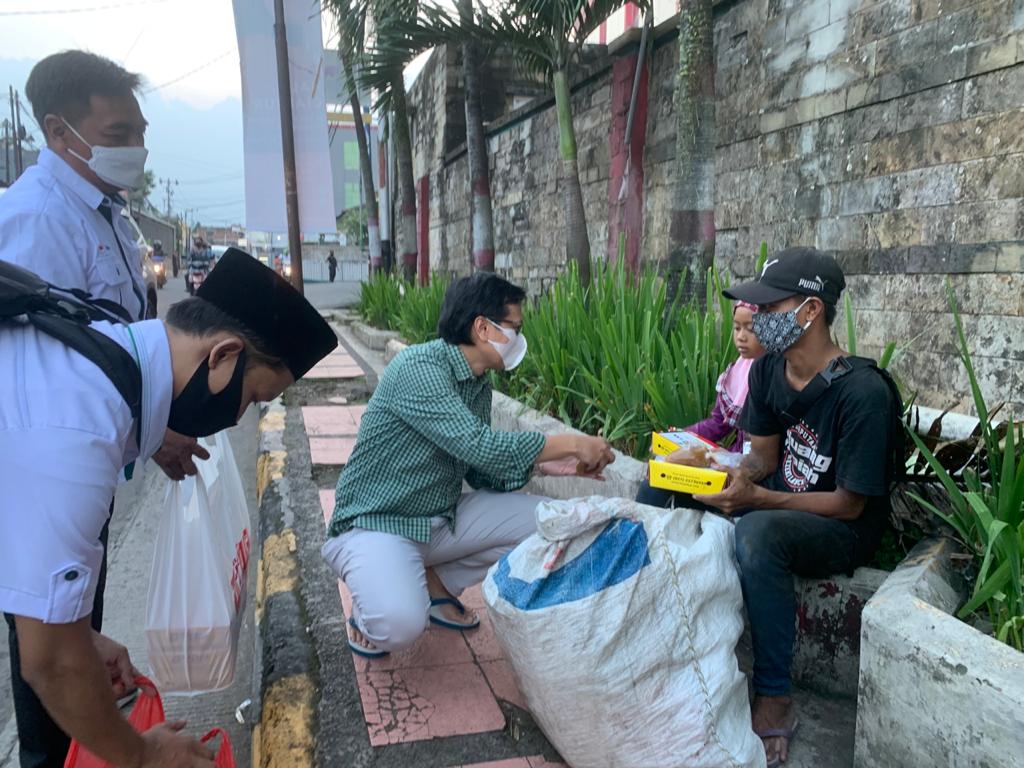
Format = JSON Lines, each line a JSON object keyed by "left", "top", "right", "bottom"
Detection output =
{"left": 187, "top": 264, "right": 208, "bottom": 296}
{"left": 152, "top": 257, "right": 167, "bottom": 289}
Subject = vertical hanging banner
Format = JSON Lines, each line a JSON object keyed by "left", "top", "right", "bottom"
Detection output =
{"left": 232, "top": 0, "right": 337, "bottom": 234}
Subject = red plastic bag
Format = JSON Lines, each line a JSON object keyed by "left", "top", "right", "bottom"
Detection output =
{"left": 64, "top": 676, "right": 165, "bottom": 768}
{"left": 201, "top": 728, "right": 236, "bottom": 768}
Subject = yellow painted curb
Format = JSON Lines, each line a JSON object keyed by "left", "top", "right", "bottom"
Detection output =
{"left": 261, "top": 530, "right": 299, "bottom": 598}
{"left": 259, "top": 674, "right": 315, "bottom": 768}
{"left": 259, "top": 409, "right": 286, "bottom": 433}
{"left": 256, "top": 450, "right": 286, "bottom": 506}
{"left": 250, "top": 723, "right": 261, "bottom": 768}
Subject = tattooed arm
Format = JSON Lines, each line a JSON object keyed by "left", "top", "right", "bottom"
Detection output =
{"left": 737, "top": 434, "right": 780, "bottom": 482}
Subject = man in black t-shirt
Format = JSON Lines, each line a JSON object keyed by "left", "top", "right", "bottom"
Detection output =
{"left": 691, "top": 247, "right": 898, "bottom": 768}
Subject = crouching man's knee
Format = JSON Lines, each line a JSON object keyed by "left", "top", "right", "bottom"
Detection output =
{"left": 360, "top": 606, "right": 429, "bottom": 653}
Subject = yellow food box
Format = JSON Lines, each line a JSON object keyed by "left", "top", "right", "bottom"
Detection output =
{"left": 648, "top": 459, "right": 728, "bottom": 495}
{"left": 651, "top": 430, "right": 726, "bottom": 456}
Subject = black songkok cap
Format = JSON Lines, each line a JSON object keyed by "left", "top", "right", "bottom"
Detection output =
{"left": 197, "top": 248, "right": 337, "bottom": 379}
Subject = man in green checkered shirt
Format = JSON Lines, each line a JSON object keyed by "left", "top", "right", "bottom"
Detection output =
{"left": 322, "top": 273, "right": 614, "bottom": 658}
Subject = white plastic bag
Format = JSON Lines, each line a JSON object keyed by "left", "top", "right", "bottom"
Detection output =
{"left": 483, "top": 497, "right": 764, "bottom": 768}
{"left": 199, "top": 433, "right": 252, "bottom": 616}
{"left": 146, "top": 434, "right": 251, "bottom": 693}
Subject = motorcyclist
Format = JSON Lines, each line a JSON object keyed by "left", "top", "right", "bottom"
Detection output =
{"left": 151, "top": 239, "right": 166, "bottom": 287}
{"left": 186, "top": 236, "right": 213, "bottom": 295}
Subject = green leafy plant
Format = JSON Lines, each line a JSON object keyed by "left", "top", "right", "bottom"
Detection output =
{"left": 907, "top": 281, "right": 1024, "bottom": 651}
{"left": 497, "top": 259, "right": 735, "bottom": 457}
{"left": 358, "top": 272, "right": 402, "bottom": 330}
{"left": 395, "top": 275, "right": 450, "bottom": 344}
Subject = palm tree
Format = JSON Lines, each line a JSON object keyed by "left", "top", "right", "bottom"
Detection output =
{"left": 459, "top": 0, "right": 495, "bottom": 272}
{"left": 668, "top": 0, "right": 715, "bottom": 306}
{"left": 331, "top": 0, "right": 421, "bottom": 282}
{"left": 377, "top": 0, "right": 650, "bottom": 287}
{"left": 333, "top": 1, "right": 383, "bottom": 272}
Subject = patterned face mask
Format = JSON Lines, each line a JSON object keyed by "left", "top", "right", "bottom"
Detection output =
{"left": 751, "top": 298, "right": 812, "bottom": 354}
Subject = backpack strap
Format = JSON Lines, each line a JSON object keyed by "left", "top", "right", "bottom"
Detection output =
{"left": 778, "top": 356, "right": 860, "bottom": 429}
{"left": 1, "top": 259, "right": 142, "bottom": 421}
{"left": 28, "top": 312, "right": 142, "bottom": 422}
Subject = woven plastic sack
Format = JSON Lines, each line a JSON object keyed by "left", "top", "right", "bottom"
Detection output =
{"left": 483, "top": 496, "right": 764, "bottom": 768}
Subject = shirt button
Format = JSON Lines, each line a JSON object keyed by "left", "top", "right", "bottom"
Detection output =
{"left": 64, "top": 570, "right": 79, "bottom": 581}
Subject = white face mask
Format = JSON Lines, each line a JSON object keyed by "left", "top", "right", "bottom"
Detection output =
{"left": 62, "top": 118, "right": 148, "bottom": 192}
{"left": 487, "top": 319, "right": 528, "bottom": 371}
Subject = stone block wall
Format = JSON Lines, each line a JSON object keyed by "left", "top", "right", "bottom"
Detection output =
{"left": 405, "top": 0, "right": 1024, "bottom": 415}
{"left": 711, "top": 0, "right": 1024, "bottom": 414}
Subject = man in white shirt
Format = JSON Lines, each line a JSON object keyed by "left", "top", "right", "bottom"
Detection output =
{"left": 0, "top": 249, "right": 338, "bottom": 768}
{"left": 0, "top": 51, "right": 207, "bottom": 766}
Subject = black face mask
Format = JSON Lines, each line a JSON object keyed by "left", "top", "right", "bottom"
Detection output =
{"left": 167, "top": 347, "right": 247, "bottom": 437}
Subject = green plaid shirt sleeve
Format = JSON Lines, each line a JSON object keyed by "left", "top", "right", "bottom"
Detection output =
{"left": 389, "top": 355, "right": 544, "bottom": 481}
{"left": 327, "top": 340, "right": 545, "bottom": 542}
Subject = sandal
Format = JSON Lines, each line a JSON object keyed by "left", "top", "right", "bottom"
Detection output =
{"left": 757, "top": 720, "right": 799, "bottom": 768}
{"left": 347, "top": 617, "right": 389, "bottom": 659}
{"left": 428, "top": 597, "right": 480, "bottom": 630}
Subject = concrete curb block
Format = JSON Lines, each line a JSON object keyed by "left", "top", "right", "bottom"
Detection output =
{"left": 384, "top": 338, "right": 407, "bottom": 364}
{"left": 351, "top": 321, "right": 402, "bottom": 352}
{"left": 855, "top": 537, "right": 1024, "bottom": 767}
{"left": 253, "top": 398, "right": 316, "bottom": 768}
{"left": 491, "top": 391, "right": 647, "bottom": 500}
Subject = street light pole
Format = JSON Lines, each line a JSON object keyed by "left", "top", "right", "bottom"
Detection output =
{"left": 273, "top": 0, "right": 304, "bottom": 294}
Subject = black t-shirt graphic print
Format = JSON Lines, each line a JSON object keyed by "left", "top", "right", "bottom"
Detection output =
{"left": 739, "top": 352, "right": 896, "bottom": 563}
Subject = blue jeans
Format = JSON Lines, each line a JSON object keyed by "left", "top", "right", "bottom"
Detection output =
{"left": 734, "top": 509, "right": 857, "bottom": 697}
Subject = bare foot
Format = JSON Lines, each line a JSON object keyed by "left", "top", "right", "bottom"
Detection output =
{"left": 752, "top": 695, "right": 796, "bottom": 765}
{"left": 425, "top": 567, "right": 478, "bottom": 625}
{"left": 348, "top": 621, "right": 381, "bottom": 654}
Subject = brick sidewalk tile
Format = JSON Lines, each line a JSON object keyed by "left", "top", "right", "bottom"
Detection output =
{"left": 302, "top": 405, "right": 362, "bottom": 436}
{"left": 309, "top": 436, "right": 356, "bottom": 465}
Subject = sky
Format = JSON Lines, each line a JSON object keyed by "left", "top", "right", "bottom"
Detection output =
{"left": 0, "top": 0, "right": 342, "bottom": 229}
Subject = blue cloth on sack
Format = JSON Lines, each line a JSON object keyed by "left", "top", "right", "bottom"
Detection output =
{"left": 492, "top": 518, "right": 651, "bottom": 611}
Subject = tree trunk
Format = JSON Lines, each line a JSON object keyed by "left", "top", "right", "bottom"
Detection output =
{"left": 392, "top": 77, "right": 418, "bottom": 283}
{"left": 552, "top": 69, "right": 592, "bottom": 287}
{"left": 668, "top": 0, "right": 715, "bottom": 306}
{"left": 460, "top": 0, "right": 495, "bottom": 272}
{"left": 340, "top": 48, "right": 382, "bottom": 273}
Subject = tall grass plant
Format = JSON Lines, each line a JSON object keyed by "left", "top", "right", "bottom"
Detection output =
{"left": 907, "top": 281, "right": 1024, "bottom": 651}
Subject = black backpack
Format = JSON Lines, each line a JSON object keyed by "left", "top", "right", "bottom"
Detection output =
{"left": 0, "top": 259, "right": 141, "bottom": 423}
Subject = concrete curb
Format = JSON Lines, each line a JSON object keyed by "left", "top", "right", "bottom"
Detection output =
{"left": 253, "top": 397, "right": 316, "bottom": 768}
{"left": 350, "top": 321, "right": 402, "bottom": 352}
{"left": 855, "top": 537, "right": 1024, "bottom": 767}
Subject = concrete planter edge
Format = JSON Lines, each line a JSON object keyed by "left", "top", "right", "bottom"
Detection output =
{"left": 855, "top": 537, "right": 1024, "bottom": 767}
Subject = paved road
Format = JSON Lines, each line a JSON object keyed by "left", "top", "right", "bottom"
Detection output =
{"left": 302, "top": 279, "right": 361, "bottom": 310}
{"left": 1, "top": 276, "right": 259, "bottom": 767}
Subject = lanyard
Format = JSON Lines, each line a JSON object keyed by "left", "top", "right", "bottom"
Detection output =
{"left": 98, "top": 200, "right": 146, "bottom": 321}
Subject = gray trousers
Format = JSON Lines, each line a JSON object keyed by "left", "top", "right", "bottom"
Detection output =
{"left": 322, "top": 490, "right": 541, "bottom": 652}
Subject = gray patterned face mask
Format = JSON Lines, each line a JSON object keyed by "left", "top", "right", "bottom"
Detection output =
{"left": 751, "top": 298, "right": 812, "bottom": 354}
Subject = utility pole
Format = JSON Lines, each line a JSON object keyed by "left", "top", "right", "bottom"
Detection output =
{"left": 12, "top": 89, "right": 24, "bottom": 178}
{"left": 8, "top": 87, "right": 20, "bottom": 180}
{"left": 273, "top": 0, "right": 304, "bottom": 294}
{"left": 160, "top": 177, "right": 178, "bottom": 218}
{"left": 2, "top": 119, "right": 10, "bottom": 186}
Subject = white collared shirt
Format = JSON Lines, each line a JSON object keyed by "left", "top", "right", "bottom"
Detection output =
{"left": 0, "top": 319, "right": 170, "bottom": 623}
{"left": 0, "top": 147, "right": 147, "bottom": 320}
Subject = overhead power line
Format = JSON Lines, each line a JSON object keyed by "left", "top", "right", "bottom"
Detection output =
{"left": 144, "top": 50, "right": 233, "bottom": 94}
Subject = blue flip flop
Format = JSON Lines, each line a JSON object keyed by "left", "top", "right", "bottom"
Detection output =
{"left": 347, "top": 617, "right": 389, "bottom": 658}
{"left": 428, "top": 597, "right": 480, "bottom": 630}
